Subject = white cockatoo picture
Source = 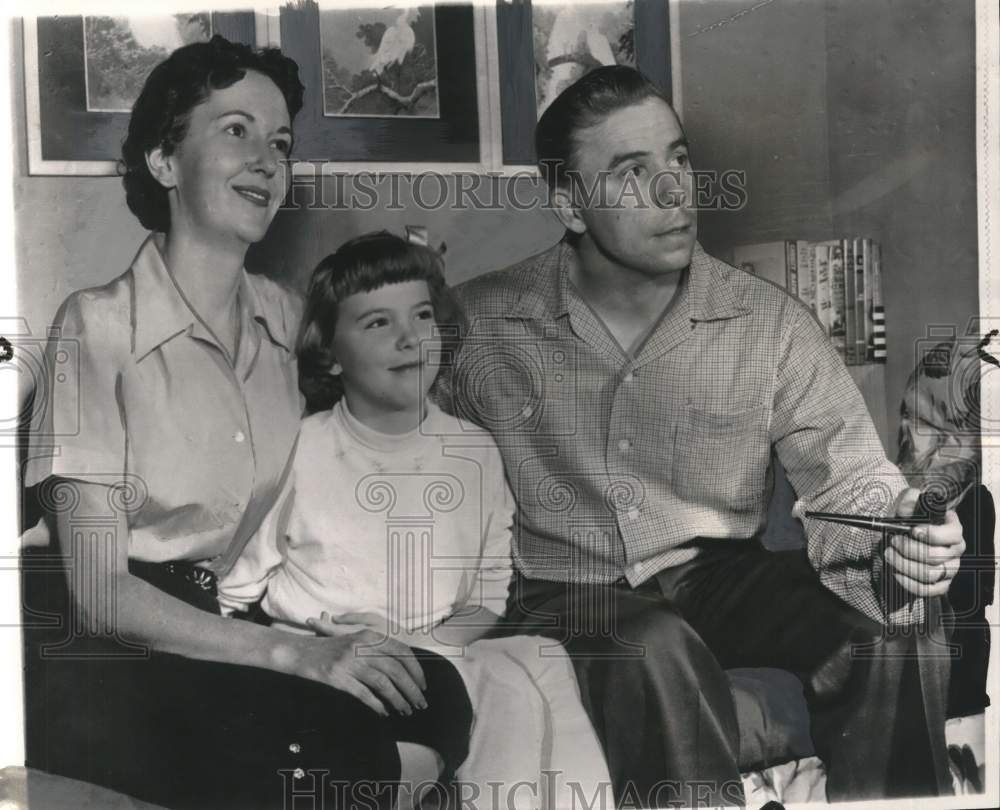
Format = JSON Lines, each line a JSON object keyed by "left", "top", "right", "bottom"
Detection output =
{"left": 536, "top": 3, "right": 633, "bottom": 116}
{"left": 318, "top": 2, "right": 439, "bottom": 117}
{"left": 369, "top": 7, "right": 418, "bottom": 77}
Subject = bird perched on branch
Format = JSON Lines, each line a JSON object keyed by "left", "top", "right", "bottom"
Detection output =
{"left": 369, "top": 7, "right": 417, "bottom": 77}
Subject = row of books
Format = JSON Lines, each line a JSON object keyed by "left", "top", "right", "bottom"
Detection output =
{"left": 731, "top": 238, "right": 887, "bottom": 364}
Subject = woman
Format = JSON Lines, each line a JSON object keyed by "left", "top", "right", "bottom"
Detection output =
{"left": 23, "top": 36, "right": 471, "bottom": 810}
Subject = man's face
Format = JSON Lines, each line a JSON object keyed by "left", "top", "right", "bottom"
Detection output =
{"left": 564, "top": 96, "right": 697, "bottom": 277}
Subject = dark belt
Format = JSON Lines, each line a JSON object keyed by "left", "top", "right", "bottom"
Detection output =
{"left": 128, "top": 559, "right": 220, "bottom": 614}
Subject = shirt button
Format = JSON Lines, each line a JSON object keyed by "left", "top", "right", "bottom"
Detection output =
{"left": 623, "top": 371, "right": 635, "bottom": 383}
{"left": 627, "top": 508, "right": 640, "bottom": 521}
{"left": 234, "top": 431, "right": 246, "bottom": 443}
{"left": 618, "top": 438, "right": 631, "bottom": 452}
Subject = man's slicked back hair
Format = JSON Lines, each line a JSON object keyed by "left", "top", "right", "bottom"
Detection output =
{"left": 535, "top": 65, "right": 676, "bottom": 190}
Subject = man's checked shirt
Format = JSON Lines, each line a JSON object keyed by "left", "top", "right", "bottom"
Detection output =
{"left": 438, "top": 239, "right": 915, "bottom": 625}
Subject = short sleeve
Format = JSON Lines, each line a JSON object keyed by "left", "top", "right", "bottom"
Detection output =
{"left": 217, "top": 472, "right": 296, "bottom": 615}
{"left": 25, "top": 291, "right": 129, "bottom": 488}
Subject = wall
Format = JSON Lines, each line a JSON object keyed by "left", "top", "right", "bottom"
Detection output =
{"left": 247, "top": 176, "right": 561, "bottom": 295}
{"left": 677, "top": 0, "right": 979, "bottom": 448}
{"left": 824, "top": 0, "right": 979, "bottom": 447}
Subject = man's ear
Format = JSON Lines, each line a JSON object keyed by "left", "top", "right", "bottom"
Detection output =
{"left": 550, "top": 184, "right": 587, "bottom": 235}
{"left": 145, "top": 145, "right": 177, "bottom": 190}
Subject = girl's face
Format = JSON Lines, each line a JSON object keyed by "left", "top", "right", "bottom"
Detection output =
{"left": 331, "top": 280, "right": 442, "bottom": 430}
{"left": 150, "top": 69, "right": 292, "bottom": 247}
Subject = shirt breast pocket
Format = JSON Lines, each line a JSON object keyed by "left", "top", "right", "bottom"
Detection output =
{"left": 671, "top": 404, "right": 770, "bottom": 512}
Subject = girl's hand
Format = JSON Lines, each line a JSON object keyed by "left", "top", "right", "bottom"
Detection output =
{"left": 283, "top": 625, "right": 427, "bottom": 717}
{"left": 308, "top": 610, "right": 389, "bottom": 637}
{"left": 308, "top": 610, "right": 427, "bottom": 646}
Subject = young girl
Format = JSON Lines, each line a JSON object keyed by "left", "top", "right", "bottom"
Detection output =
{"left": 219, "top": 232, "right": 610, "bottom": 810}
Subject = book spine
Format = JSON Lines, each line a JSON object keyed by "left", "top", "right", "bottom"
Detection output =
{"left": 828, "top": 242, "right": 847, "bottom": 361}
{"left": 855, "top": 238, "right": 868, "bottom": 364}
{"left": 814, "top": 244, "right": 832, "bottom": 334}
{"left": 785, "top": 239, "right": 798, "bottom": 296}
{"left": 796, "top": 240, "right": 816, "bottom": 313}
{"left": 871, "top": 242, "right": 886, "bottom": 362}
{"left": 844, "top": 238, "right": 856, "bottom": 365}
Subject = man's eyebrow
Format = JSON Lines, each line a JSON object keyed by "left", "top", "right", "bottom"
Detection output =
{"left": 217, "top": 109, "right": 293, "bottom": 137}
{"left": 607, "top": 150, "right": 649, "bottom": 171}
{"left": 606, "top": 138, "right": 689, "bottom": 171}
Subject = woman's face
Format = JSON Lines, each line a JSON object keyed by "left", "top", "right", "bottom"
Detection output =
{"left": 331, "top": 280, "right": 442, "bottom": 427}
{"left": 153, "top": 69, "right": 292, "bottom": 247}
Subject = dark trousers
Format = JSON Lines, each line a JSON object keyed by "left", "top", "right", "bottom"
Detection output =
{"left": 502, "top": 543, "right": 953, "bottom": 808}
{"left": 21, "top": 554, "right": 473, "bottom": 810}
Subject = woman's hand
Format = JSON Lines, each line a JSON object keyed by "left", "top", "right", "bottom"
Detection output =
{"left": 280, "top": 626, "right": 428, "bottom": 718}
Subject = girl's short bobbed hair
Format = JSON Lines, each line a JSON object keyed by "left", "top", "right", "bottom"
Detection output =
{"left": 297, "top": 231, "right": 465, "bottom": 415}
{"left": 120, "top": 34, "right": 304, "bottom": 233}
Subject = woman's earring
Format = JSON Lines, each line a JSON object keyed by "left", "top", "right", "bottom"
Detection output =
{"left": 330, "top": 362, "right": 343, "bottom": 376}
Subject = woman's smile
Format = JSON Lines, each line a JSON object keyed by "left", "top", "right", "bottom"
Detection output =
{"left": 232, "top": 184, "right": 273, "bottom": 207}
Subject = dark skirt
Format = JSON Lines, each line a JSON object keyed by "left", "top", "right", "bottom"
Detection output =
{"left": 21, "top": 552, "right": 473, "bottom": 809}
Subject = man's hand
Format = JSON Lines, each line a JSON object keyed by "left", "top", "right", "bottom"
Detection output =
{"left": 883, "top": 487, "right": 965, "bottom": 597}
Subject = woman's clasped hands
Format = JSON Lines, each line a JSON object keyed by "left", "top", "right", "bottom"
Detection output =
{"left": 283, "top": 612, "right": 429, "bottom": 718}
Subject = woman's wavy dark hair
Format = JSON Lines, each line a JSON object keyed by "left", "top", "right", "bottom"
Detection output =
{"left": 120, "top": 35, "right": 304, "bottom": 233}
{"left": 298, "top": 232, "right": 465, "bottom": 415}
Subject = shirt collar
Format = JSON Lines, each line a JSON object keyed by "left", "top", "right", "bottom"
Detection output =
{"left": 507, "top": 238, "right": 749, "bottom": 323}
{"left": 508, "top": 240, "right": 573, "bottom": 320}
{"left": 131, "top": 234, "right": 294, "bottom": 360}
{"left": 685, "top": 243, "right": 751, "bottom": 322}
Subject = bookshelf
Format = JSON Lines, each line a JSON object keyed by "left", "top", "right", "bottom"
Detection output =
{"left": 725, "top": 238, "right": 892, "bottom": 453}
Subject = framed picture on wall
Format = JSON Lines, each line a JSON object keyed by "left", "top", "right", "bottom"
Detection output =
{"left": 496, "top": 0, "right": 673, "bottom": 166}
{"left": 279, "top": 1, "right": 485, "bottom": 167}
{"left": 23, "top": 11, "right": 259, "bottom": 176}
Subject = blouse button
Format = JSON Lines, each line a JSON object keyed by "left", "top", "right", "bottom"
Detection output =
{"left": 623, "top": 371, "right": 635, "bottom": 383}
{"left": 617, "top": 438, "right": 631, "bottom": 452}
{"left": 234, "top": 431, "right": 246, "bottom": 443}
{"left": 289, "top": 743, "right": 301, "bottom": 754}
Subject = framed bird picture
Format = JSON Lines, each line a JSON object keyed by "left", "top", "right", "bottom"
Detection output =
{"left": 496, "top": 0, "right": 673, "bottom": 166}
{"left": 23, "top": 11, "right": 258, "bottom": 175}
{"left": 280, "top": 1, "right": 485, "bottom": 166}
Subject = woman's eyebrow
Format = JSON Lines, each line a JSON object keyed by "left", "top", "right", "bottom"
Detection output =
{"left": 216, "top": 109, "right": 293, "bottom": 137}
{"left": 216, "top": 109, "right": 254, "bottom": 121}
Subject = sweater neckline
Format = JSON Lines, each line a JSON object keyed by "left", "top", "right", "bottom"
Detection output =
{"left": 334, "top": 398, "right": 439, "bottom": 455}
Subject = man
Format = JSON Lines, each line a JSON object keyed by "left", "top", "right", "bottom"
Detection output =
{"left": 438, "top": 66, "right": 964, "bottom": 807}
